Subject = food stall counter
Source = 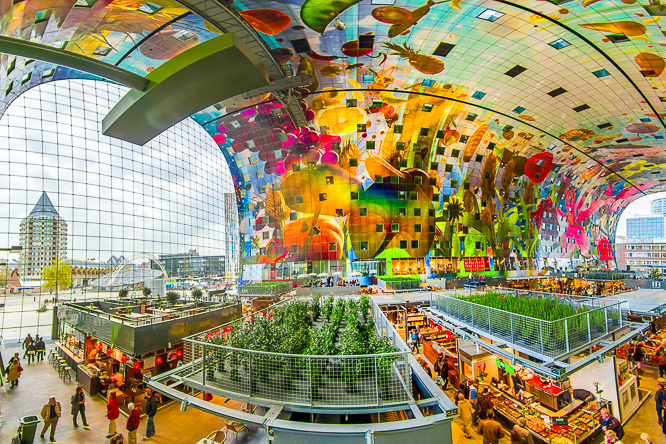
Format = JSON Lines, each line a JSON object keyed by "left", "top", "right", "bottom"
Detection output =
{"left": 55, "top": 341, "right": 81, "bottom": 371}
{"left": 490, "top": 385, "right": 600, "bottom": 444}
{"left": 77, "top": 365, "right": 102, "bottom": 396}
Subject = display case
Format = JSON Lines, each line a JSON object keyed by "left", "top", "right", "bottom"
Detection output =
{"left": 492, "top": 386, "right": 601, "bottom": 444}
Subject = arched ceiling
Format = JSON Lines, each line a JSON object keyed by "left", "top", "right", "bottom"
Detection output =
{"left": 0, "top": 0, "right": 665, "bottom": 264}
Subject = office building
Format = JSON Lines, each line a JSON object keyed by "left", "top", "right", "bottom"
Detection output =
{"left": 626, "top": 215, "right": 666, "bottom": 242}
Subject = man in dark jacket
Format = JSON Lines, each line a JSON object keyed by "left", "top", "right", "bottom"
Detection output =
{"left": 656, "top": 378, "right": 666, "bottom": 425}
{"left": 26, "top": 340, "right": 36, "bottom": 364}
{"left": 599, "top": 408, "right": 623, "bottom": 440}
{"left": 35, "top": 337, "right": 46, "bottom": 361}
{"left": 144, "top": 389, "right": 158, "bottom": 440}
{"left": 477, "top": 388, "right": 494, "bottom": 421}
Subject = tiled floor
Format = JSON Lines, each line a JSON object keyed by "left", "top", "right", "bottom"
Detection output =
{"left": 0, "top": 342, "right": 266, "bottom": 444}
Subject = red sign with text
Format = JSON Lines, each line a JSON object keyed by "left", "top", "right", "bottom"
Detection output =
{"left": 463, "top": 256, "right": 490, "bottom": 272}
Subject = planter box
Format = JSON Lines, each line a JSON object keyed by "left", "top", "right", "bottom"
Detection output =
{"left": 377, "top": 278, "right": 421, "bottom": 292}
{"left": 238, "top": 281, "right": 291, "bottom": 296}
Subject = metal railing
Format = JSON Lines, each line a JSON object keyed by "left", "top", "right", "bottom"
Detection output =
{"left": 376, "top": 278, "right": 423, "bottom": 292}
{"left": 57, "top": 299, "right": 235, "bottom": 326}
{"left": 179, "top": 297, "right": 413, "bottom": 408}
{"left": 431, "top": 293, "right": 624, "bottom": 359}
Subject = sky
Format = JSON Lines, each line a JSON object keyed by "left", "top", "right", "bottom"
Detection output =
{"left": 0, "top": 79, "right": 237, "bottom": 262}
{"left": 615, "top": 192, "right": 666, "bottom": 239}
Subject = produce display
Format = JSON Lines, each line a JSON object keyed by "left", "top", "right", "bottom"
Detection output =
{"left": 492, "top": 389, "right": 600, "bottom": 444}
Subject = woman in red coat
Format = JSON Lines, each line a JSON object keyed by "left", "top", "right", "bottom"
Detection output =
{"left": 106, "top": 391, "right": 120, "bottom": 438}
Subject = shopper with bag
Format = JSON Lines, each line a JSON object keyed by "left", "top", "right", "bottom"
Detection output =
{"left": 35, "top": 337, "right": 46, "bottom": 361}
{"left": 6, "top": 352, "right": 22, "bottom": 388}
{"left": 26, "top": 340, "right": 36, "bottom": 364}
{"left": 70, "top": 386, "right": 90, "bottom": 428}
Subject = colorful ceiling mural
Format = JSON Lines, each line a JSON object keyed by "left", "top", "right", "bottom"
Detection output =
{"left": 1, "top": 0, "right": 666, "bottom": 274}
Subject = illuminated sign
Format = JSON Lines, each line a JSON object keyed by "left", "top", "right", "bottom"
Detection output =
{"left": 463, "top": 256, "right": 490, "bottom": 272}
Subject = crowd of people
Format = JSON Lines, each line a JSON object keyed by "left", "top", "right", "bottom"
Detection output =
{"left": 31, "top": 388, "right": 158, "bottom": 443}
{"left": 412, "top": 347, "right": 665, "bottom": 444}
{"left": 305, "top": 277, "right": 361, "bottom": 287}
{"left": 6, "top": 333, "right": 161, "bottom": 443}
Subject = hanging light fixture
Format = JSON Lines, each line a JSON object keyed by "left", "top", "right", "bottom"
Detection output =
{"left": 156, "top": 356, "right": 163, "bottom": 365}
{"left": 121, "top": 355, "right": 128, "bottom": 363}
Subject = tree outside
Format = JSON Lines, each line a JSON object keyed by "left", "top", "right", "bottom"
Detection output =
{"left": 166, "top": 291, "right": 179, "bottom": 306}
{"left": 42, "top": 260, "right": 73, "bottom": 301}
{"left": 118, "top": 289, "right": 129, "bottom": 298}
{"left": 142, "top": 287, "right": 152, "bottom": 298}
{"left": 192, "top": 288, "right": 203, "bottom": 304}
{"left": 650, "top": 268, "right": 662, "bottom": 279}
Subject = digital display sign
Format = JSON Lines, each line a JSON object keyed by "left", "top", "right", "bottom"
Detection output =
{"left": 463, "top": 256, "right": 490, "bottom": 272}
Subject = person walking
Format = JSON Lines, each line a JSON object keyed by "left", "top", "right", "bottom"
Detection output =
{"left": 26, "top": 339, "right": 36, "bottom": 364}
{"left": 143, "top": 388, "right": 158, "bottom": 440}
{"left": 656, "top": 379, "right": 666, "bottom": 426}
{"left": 410, "top": 329, "right": 420, "bottom": 353}
{"left": 477, "top": 387, "right": 494, "bottom": 421}
{"left": 6, "top": 352, "right": 22, "bottom": 388}
{"left": 70, "top": 386, "right": 90, "bottom": 428}
{"left": 440, "top": 358, "right": 450, "bottom": 390}
{"left": 657, "top": 347, "right": 666, "bottom": 378}
{"left": 106, "top": 391, "right": 120, "bottom": 438}
{"left": 126, "top": 403, "right": 140, "bottom": 444}
{"left": 456, "top": 393, "right": 473, "bottom": 439}
{"left": 634, "top": 342, "right": 645, "bottom": 373}
{"left": 21, "top": 334, "right": 32, "bottom": 357}
{"left": 599, "top": 408, "right": 623, "bottom": 440}
{"left": 478, "top": 410, "right": 505, "bottom": 444}
{"left": 513, "top": 418, "right": 535, "bottom": 444}
{"left": 35, "top": 336, "right": 46, "bottom": 361}
{"left": 470, "top": 379, "right": 479, "bottom": 426}
{"left": 39, "top": 396, "right": 61, "bottom": 443}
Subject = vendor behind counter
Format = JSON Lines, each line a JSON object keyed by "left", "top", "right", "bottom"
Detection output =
{"left": 559, "top": 388, "right": 595, "bottom": 409}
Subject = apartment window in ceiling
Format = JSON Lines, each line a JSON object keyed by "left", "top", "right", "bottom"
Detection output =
{"left": 547, "top": 87, "right": 567, "bottom": 98}
{"left": 432, "top": 42, "right": 455, "bottom": 57}
{"left": 513, "top": 106, "right": 525, "bottom": 113}
{"left": 504, "top": 65, "right": 527, "bottom": 78}
{"left": 472, "top": 91, "right": 486, "bottom": 100}
{"left": 476, "top": 8, "right": 504, "bottom": 22}
{"left": 549, "top": 38, "right": 571, "bottom": 50}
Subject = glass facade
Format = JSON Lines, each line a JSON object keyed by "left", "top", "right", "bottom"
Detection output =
{"left": 0, "top": 79, "right": 238, "bottom": 341}
{"left": 152, "top": 252, "right": 225, "bottom": 278}
{"left": 626, "top": 215, "right": 666, "bottom": 242}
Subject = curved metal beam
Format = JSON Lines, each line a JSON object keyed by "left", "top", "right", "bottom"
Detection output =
{"left": 171, "top": 0, "right": 307, "bottom": 126}
{"left": 114, "top": 12, "right": 193, "bottom": 67}
{"left": 496, "top": 0, "right": 666, "bottom": 132}
{"left": 0, "top": 36, "right": 151, "bottom": 91}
